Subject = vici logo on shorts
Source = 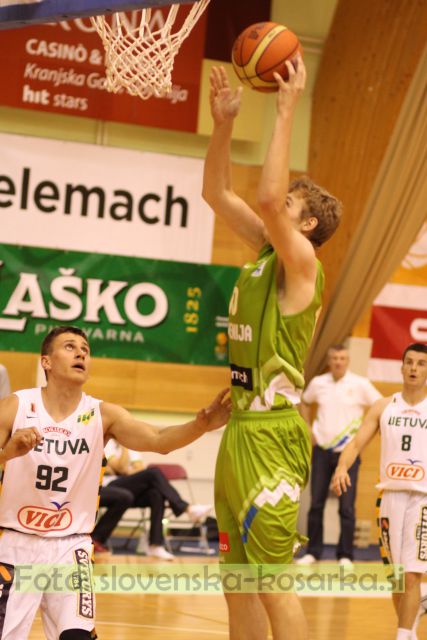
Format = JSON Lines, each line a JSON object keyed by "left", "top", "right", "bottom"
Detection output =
{"left": 219, "top": 531, "right": 230, "bottom": 553}
{"left": 18, "top": 505, "right": 72, "bottom": 531}
{"left": 386, "top": 462, "right": 425, "bottom": 481}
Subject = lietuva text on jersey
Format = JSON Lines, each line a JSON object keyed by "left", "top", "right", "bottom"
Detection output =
{"left": 377, "top": 392, "right": 427, "bottom": 493}
{"left": 33, "top": 437, "right": 90, "bottom": 455}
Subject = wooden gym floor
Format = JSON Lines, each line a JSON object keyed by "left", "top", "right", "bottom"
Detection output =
{"left": 28, "top": 555, "right": 427, "bottom": 639}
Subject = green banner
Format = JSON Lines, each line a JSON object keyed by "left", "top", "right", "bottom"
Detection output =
{"left": 0, "top": 244, "right": 239, "bottom": 366}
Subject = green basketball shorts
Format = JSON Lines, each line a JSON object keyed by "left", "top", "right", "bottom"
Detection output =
{"left": 215, "top": 408, "right": 311, "bottom": 565}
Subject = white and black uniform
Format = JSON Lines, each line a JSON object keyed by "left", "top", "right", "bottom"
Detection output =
{"left": 377, "top": 393, "right": 427, "bottom": 573}
{"left": 0, "top": 388, "right": 105, "bottom": 639}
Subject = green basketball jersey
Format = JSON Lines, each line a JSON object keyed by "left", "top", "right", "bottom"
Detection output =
{"left": 228, "top": 244, "right": 324, "bottom": 411}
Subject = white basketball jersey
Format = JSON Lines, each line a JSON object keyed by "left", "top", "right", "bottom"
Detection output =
{"left": 0, "top": 388, "right": 105, "bottom": 537}
{"left": 377, "top": 392, "right": 427, "bottom": 493}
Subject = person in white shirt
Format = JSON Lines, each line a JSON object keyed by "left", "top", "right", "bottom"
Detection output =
{"left": 92, "top": 439, "right": 212, "bottom": 560}
{"left": 297, "top": 344, "right": 381, "bottom": 565}
{"left": 0, "top": 364, "right": 11, "bottom": 399}
{"left": 333, "top": 342, "right": 427, "bottom": 640}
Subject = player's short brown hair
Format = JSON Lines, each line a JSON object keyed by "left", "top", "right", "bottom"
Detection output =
{"left": 41, "top": 326, "right": 89, "bottom": 355}
{"left": 290, "top": 176, "right": 342, "bottom": 247}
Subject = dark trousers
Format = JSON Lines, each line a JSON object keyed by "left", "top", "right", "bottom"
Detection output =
{"left": 92, "top": 467, "right": 189, "bottom": 546}
{"left": 306, "top": 445, "right": 360, "bottom": 560}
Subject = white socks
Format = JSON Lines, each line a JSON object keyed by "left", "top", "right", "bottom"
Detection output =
{"left": 396, "top": 629, "right": 412, "bottom": 640}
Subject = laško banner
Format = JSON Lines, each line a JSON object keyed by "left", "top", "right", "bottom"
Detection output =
{"left": 0, "top": 243, "right": 239, "bottom": 366}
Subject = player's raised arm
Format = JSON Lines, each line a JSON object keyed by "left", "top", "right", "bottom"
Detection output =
{"left": 333, "top": 397, "right": 390, "bottom": 496}
{"left": 202, "top": 66, "right": 266, "bottom": 252}
{"left": 102, "top": 388, "right": 231, "bottom": 454}
{"left": 257, "top": 56, "right": 315, "bottom": 275}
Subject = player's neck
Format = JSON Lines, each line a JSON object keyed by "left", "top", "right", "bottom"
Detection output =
{"left": 42, "top": 383, "right": 83, "bottom": 422}
{"left": 401, "top": 387, "right": 427, "bottom": 406}
{"left": 331, "top": 371, "right": 346, "bottom": 382}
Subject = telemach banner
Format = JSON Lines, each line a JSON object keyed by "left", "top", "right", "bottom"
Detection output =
{"left": 0, "top": 132, "right": 214, "bottom": 265}
{"left": 0, "top": 243, "right": 239, "bottom": 366}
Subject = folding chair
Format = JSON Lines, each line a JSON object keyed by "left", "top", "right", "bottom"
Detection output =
{"left": 147, "top": 463, "right": 213, "bottom": 555}
{"left": 120, "top": 463, "right": 213, "bottom": 555}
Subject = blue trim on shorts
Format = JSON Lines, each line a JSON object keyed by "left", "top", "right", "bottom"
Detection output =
{"left": 242, "top": 505, "right": 259, "bottom": 543}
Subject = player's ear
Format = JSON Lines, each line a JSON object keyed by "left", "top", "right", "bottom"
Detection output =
{"left": 41, "top": 354, "right": 51, "bottom": 374}
{"left": 301, "top": 216, "right": 318, "bottom": 232}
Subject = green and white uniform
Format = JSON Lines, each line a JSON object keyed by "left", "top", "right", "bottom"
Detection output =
{"left": 215, "top": 244, "right": 324, "bottom": 564}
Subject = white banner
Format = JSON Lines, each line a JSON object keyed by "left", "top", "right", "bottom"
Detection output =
{"left": 0, "top": 132, "right": 214, "bottom": 264}
{"left": 0, "top": 0, "right": 43, "bottom": 5}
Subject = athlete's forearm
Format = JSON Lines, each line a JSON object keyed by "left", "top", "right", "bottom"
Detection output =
{"left": 258, "top": 111, "right": 294, "bottom": 215}
{"left": 336, "top": 441, "right": 360, "bottom": 473}
{"left": 202, "top": 120, "right": 234, "bottom": 208}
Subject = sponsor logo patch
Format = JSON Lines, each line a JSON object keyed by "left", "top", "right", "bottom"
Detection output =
{"left": 0, "top": 563, "right": 14, "bottom": 624}
{"left": 18, "top": 505, "right": 72, "bottom": 532}
{"left": 230, "top": 364, "right": 253, "bottom": 390}
{"left": 219, "top": 531, "right": 230, "bottom": 553}
{"left": 77, "top": 409, "right": 95, "bottom": 426}
{"left": 417, "top": 507, "right": 427, "bottom": 561}
{"left": 74, "top": 548, "right": 94, "bottom": 619}
{"left": 380, "top": 517, "right": 391, "bottom": 560}
{"left": 42, "top": 426, "right": 72, "bottom": 437}
{"left": 386, "top": 462, "right": 425, "bottom": 481}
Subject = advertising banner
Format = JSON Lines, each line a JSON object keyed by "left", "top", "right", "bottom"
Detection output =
{"left": 0, "top": 132, "right": 214, "bottom": 264}
{"left": 369, "top": 223, "right": 427, "bottom": 382}
{"left": 0, "top": 243, "right": 238, "bottom": 365}
{"left": 0, "top": 7, "right": 207, "bottom": 130}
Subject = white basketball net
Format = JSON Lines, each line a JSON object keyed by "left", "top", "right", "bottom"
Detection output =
{"left": 90, "top": 0, "right": 210, "bottom": 100}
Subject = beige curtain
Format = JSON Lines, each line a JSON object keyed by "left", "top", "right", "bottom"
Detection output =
{"left": 305, "top": 43, "right": 427, "bottom": 380}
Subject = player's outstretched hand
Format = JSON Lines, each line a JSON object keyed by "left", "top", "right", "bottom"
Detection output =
{"left": 209, "top": 66, "right": 243, "bottom": 125}
{"left": 273, "top": 53, "right": 306, "bottom": 114}
{"left": 195, "top": 388, "right": 232, "bottom": 433}
{"left": 332, "top": 465, "right": 351, "bottom": 497}
{"left": 3, "top": 427, "right": 42, "bottom": 461}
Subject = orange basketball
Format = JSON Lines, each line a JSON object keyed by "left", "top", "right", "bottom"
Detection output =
{"left": 231, "top": 22, "right": 302, "bottom": 92}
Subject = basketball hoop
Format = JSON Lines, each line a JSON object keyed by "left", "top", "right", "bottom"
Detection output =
{"left": 90, "top": 0, "right": 210, "bottom": 100}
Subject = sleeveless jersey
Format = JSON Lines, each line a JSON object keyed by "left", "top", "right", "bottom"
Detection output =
{"left": 0, "top": 388, "right": 105, "bottom": 537}
{"left": 228, "top": 244, "right": 324, "bottom": 411}
{"left": 377, "top": 392, "right": 427, "bottom": 493}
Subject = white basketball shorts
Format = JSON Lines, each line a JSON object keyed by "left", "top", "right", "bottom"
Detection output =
{"left": 0, "top": 529, "right": 95, "bottom": 639}
{"left": 378, "top": 490, "right": 427, "bottom": 573}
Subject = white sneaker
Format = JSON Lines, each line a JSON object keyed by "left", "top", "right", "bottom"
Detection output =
{"left": 187, "top": 504, "right": 212, "bottom": 523}
{"left": 338, "top": 557, "right": 354, "bottom": 568}
{"left": 295, "top": 554, "right": 317, "bottom": 565}
{"left": 147, "top": 545, "right": 175, "bottom": 561}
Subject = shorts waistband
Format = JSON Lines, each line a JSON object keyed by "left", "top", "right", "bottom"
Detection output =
{"left": 231, "top": 408, "right": 300, "bottom": 421}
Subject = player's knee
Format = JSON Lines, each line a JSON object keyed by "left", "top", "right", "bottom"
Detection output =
{"left": 121, "top": 488, "right": 134, "bottom": 507}
{"left": 405, "top": 571, "right": 422, "bottom": 589}
{"left": 59, "top": 629, "right": 97, "bottom": 639}
{"left": 146, "top": 467, "right": 162, "bottom": 481}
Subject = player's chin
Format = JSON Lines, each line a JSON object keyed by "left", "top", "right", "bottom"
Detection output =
{"left": 70, "top": 369, "right": 89, "bottom": 382}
